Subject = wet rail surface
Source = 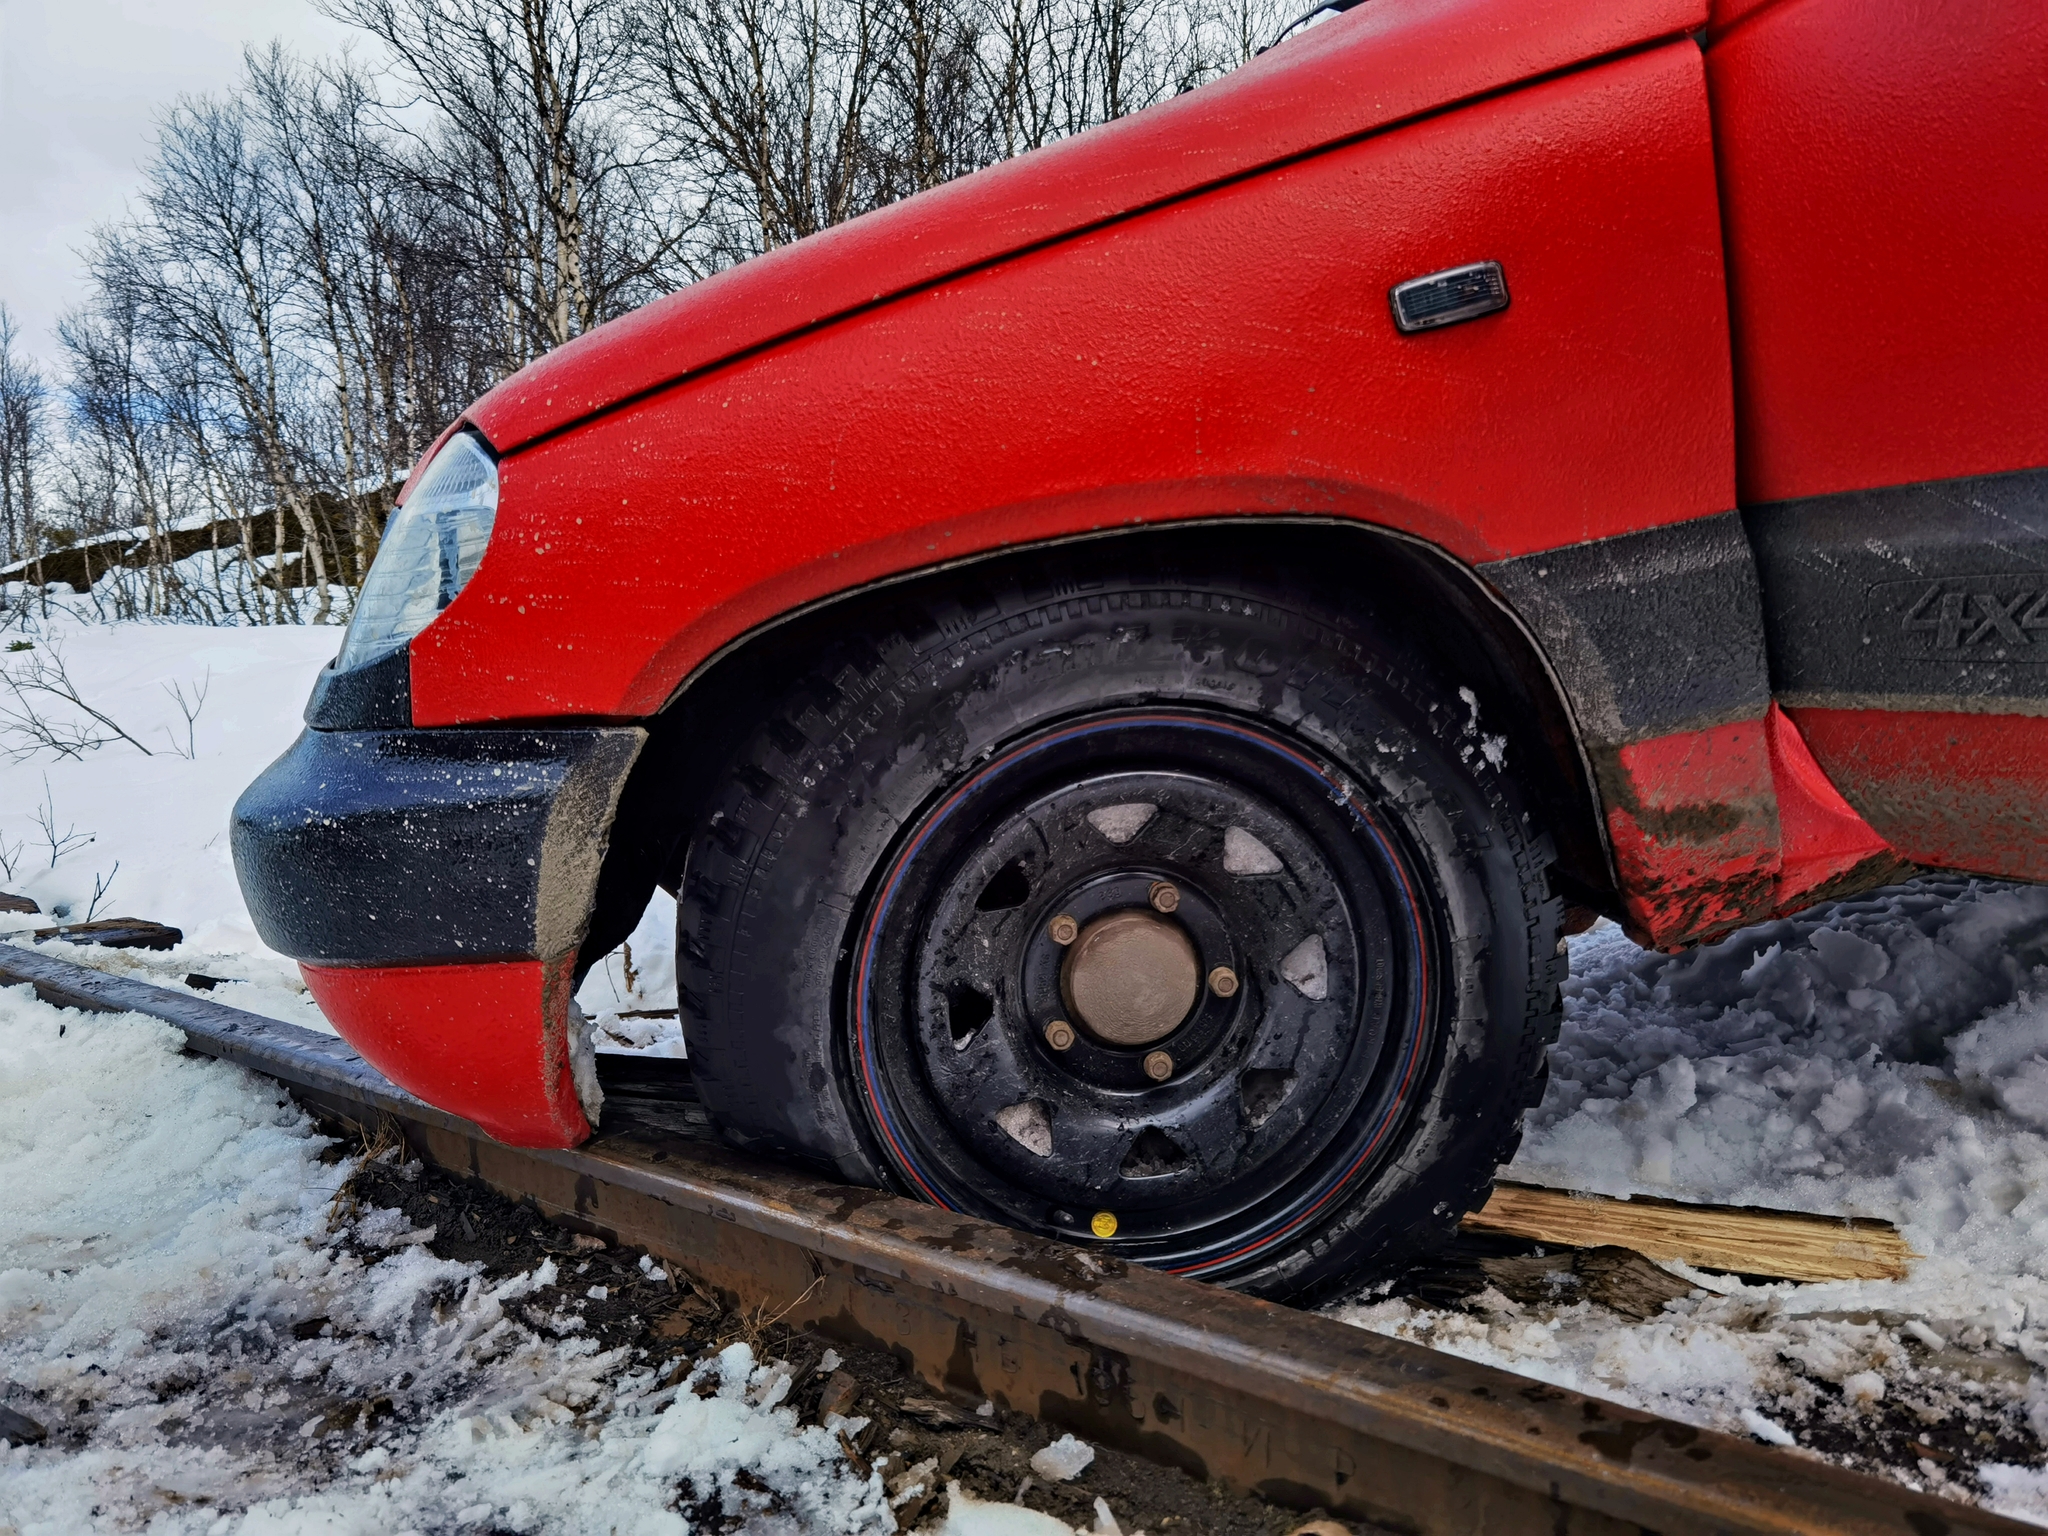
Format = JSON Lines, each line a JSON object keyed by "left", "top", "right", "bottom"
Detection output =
{"left": 0, "top": 941, "right": 2018, "bottom": 1536}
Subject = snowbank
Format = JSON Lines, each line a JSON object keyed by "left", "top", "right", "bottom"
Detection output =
{"left": 1335, "top": 887, "right": 2048, "bottom": 1515}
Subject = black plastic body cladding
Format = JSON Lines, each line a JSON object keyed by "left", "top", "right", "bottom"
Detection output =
{"left": 1745, "top": 466, "right": 2048, "bottom": 713}
{"left": 302, "top": 645, "right": 414, "bottom": 730}
{"left": 1479, "top": 509, "right": 1772, "bottom": 754}
{"left": 232, "top": 726, "right": 645, "bottom": 966}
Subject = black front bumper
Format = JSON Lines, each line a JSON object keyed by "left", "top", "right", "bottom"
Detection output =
{"left": 232, "top": 726, "right": 646, "bottom": 967}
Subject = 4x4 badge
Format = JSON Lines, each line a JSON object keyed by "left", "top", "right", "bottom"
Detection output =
{"left": 1901, "top": 582, "right": 2048, "bottom": 649}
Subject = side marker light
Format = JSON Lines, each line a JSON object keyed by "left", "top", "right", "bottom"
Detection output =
{"left": 1390, "top": 261, "right": 1508, "bottom": 333}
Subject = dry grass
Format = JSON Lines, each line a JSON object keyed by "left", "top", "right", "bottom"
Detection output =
{"left": 715, "top": 1272, "right": 824, "bottom": 1352}
{"left": 326, "top": 1115, "right": 407, "bottom": 1227}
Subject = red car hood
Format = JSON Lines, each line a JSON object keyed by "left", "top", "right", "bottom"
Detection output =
{"left": 466, "top": 0, "right": 1704, "bottom": 453}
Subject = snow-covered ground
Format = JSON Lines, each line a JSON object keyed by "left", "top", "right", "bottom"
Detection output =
{"left": 0, "top": 616, "right": 1029, "bottom": 1534}
{"left": 8, "top": 613, "right": 2048, "bottom": 1525}
{"left": 1337, "top": 889, "right": 2048, "bottom": 1518}
{"left": 0, "top": 986, "right": 914, "bottom": 1534}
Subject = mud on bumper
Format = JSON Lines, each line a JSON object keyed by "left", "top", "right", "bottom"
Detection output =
{"left": 232, "top": 725, "right": 645, "bottom": 1147}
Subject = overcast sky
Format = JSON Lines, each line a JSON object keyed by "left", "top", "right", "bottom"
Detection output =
{"left": 0, "top": 0, "right": 355, "bottom": 371}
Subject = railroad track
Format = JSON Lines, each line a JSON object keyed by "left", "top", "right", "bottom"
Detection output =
{"left": 1, "top": 941, "right": 2021, "bottom": 1536}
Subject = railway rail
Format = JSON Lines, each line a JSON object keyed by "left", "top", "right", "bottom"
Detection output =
{"left": 1, "top": 940, "right": 2023, "bottom": 1536}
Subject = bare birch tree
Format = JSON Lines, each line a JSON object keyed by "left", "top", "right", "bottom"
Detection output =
{"left": 0, "top": 307, "right": 46, "bottom": 575}
{"left": 319, "top": 0, "right": 685, "bottom": 356}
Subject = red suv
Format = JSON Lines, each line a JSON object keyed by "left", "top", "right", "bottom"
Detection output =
{"left": 234, "top": 0, "right": 2048, "bottom": 1298}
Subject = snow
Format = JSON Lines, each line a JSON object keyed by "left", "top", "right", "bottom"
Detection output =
{"left": 1220, "top": 826, "right": 1282, "bottom": 876}
{"left": 0, "top": 984, "right": 1146, "bottom": 1531}
{"left": 1277, "top": 933, "right": 1328, "bottom": 1000}
{"left": 938, "top": 1484, "right": 1077, "bottom": 1535}
{"left": 0, "top": 617, "right": 346, "bottom": 1029}
{"left": 0, "top": 988, "right": 904, "bottom": 1534}
{"left": 1332, "top": 888, "right": 2048, "bottom": 1517}
{"left": 1084, "top": 803, "right": 1156, "bottom": 846}
{"left": 575, "top": 888, "right": 682, "bottom": 1056}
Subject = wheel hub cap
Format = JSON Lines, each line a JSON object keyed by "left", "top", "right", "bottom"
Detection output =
{"left": 1063, "top": 909, "right": 1199, "bottom": 1046}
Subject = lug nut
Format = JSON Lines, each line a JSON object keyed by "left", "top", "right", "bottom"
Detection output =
{"left": 1044, "top": 1019, "right": 1076, "bottom": 1051}
{"left": 1148, "top": 881, "right": 1180, "bottom": 913}
{"left": 1208, "top": 965, "right": 1239, "bottom": 998}
{"left": 1048, "top": 913, "right": 1079, "bottom": 945}
{"left": 1143, "top": 1050, "right": 1174, "bottom": 1082}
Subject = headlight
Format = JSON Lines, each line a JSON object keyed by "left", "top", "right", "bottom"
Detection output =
{"left": 337, "top": 431, "right": 498, "bottom": 670}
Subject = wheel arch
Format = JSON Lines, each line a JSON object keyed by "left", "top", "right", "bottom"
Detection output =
{"left": 576, "top": 517, "right": 1617, "bottom": 982}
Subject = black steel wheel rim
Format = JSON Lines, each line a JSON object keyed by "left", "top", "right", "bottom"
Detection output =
{"left": 846, "top": 709, "right": 1439, "bottom": 1278}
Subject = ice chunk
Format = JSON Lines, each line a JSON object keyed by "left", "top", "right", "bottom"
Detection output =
{"left": 1812, "top": 1077, "right": 1868, "bottom": 1136}
{"left": 1740, "top": 1409, "right": 1796, "bottom": 1446}
{"left": 1028, "top": 1432, "right": 1095, "bottom": 1481}
{"left": 1809, "top": 928, "right": 1890, "bottom": 990}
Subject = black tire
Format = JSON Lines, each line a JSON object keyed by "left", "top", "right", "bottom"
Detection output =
{"left": 676, "top": 558, "right": 1563, "bottom": 1300}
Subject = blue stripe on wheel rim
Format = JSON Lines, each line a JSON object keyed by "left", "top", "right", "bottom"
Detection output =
{"left": 848, "top": 711, "right": 1435, "bottom": 1277}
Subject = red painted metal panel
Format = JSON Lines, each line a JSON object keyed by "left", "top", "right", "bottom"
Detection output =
{"left": 1602, "top": 706, "right": 1899, "bottom": 949}
{"left": 1783, "top": 708, "right": 2048, "bottom": 884}
{"left": 1708, "top": 0, "right": 2048, "bottom": 503}
{"left": 464, "top": 0, "right": 1704, "bottom": 454}
{"left": 1605, "top": 718, "right": 1777, "bottom": 948}
{"left": 1704, "top": 0, "right": 1784, "bottom": 38}
{"left": 300, "top": 957, "right": 591, "bottom": 1149}
{"left": 418, "top": 44, "right": 1732, "bottom": 724}
{"left": 1764, "top": 703, "right": 1896, "bottom": 906}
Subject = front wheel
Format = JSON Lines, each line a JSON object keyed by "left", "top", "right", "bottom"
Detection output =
{"left": 676, "top": 562, "right": 1562, "bottom": 1299}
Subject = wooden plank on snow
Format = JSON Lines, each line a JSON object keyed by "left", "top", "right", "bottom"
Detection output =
{"left": 1464, "top": 1182, "right": 1916, "bottom": 1283}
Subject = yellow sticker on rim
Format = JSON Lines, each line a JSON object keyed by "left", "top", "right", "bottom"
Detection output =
{"left": 1090, "top": 1211, "right": 1118, "bottom": 1239}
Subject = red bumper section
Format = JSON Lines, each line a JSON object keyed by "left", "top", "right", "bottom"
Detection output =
{"left": 300, "top": 955, "right": 593, "bottom": 1148}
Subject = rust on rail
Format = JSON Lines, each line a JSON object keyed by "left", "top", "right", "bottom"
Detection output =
{"left": 1, "top": 941, "right": 2020, "bottom": 1536}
